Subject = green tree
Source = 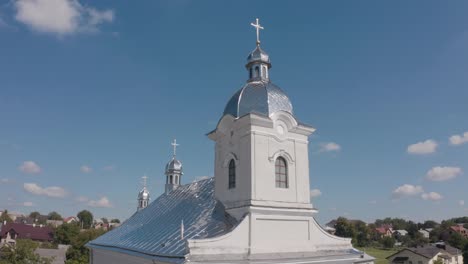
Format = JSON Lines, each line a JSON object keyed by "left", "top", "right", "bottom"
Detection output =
{"left": 110, "top": 219, "right": 120, "bottom": 224}
{"left": 48, "top": 211, "right": 63, "bottom": 221}
{"left": 335, "top": 217, "right": 355, "bottom": 239}
{"left": 423, "top": 220, "right": 439, "bottom": 229}
{"left": 66, "top": 229, "right": 106, "bottom": 263}
{"left": 55, "top": 223, "right": 80, "bottom": 245}
{"left": 77, "top": 210, "right": 93, "bottom": 229}
{"left": 0, "top": 239, "right": 53, "bottom": 264}
{"left": 448, "top": 232, "right": 466, "bottom": 249}
{"left": 29, "top": 211, "right": 41, "bottom": 219}
{"left": 0, "top": 209, "right": 13, "bottom": 223}
{"left": 354, "top": 221, "right": 370, "bottom": 247}
{"left": 380, "top": 236, "right": 395, "bottom": 249}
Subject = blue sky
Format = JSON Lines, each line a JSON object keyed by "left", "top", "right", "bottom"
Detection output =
{"left": 0, "top": 0, "right": 467, "bottom": 224}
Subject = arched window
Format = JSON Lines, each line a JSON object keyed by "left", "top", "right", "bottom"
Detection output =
{"left": 275, "top": 157, "right": 288, "bottom": 188}
{"left": 228, "top": 159, "right": 236, "bottom": 189}
{"left": 255, "top": 66, "right": 260, "bottom": 77}
{"left": 250, "top": 68, "right": 253, "bottom": 79}
{"left": 169, "top": 175, "right": 173, "bottom": 184}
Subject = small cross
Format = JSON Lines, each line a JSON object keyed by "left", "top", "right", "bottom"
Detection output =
{"left": 250, "top": 18, "right": 264, "bottom": 45}
{"left": 171, "top": 139, "right": 179, "bottom": 156}
{"left": 142, "top": 175, "right": 148, "bottom": 187}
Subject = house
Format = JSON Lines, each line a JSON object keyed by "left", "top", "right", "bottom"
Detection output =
{"left": 449, "top": 225, "right": 468, "bottom": 238}
{"left": 376, "top": 225, "right": 393, "bottom": 237}
{"left": 387, "top": 244, "right": 463, "bottom": 264}
{"left": 0, "top": 223, "right": 54, "bottom": 244}
{"left": 63, "top": 216, "right": 78, "bottom": 224}
{"left": 419, "top": 229, "right": 430, "bottom": 239}
{"left": 46, "top": 220, "right": 64, "bottom": 227}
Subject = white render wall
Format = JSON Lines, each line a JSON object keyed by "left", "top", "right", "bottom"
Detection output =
{"left": 209, "top": 112, "right": 316, "bottom": 216}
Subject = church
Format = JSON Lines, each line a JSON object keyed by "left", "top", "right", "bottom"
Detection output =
{"left": 87, "top": 19, "right": 375, "bottom": 264}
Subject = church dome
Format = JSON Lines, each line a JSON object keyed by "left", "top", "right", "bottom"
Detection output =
{"left": 138, "top": 188, "right": 149, "bottom": 200}
{"left": 223, "top": 80, "right": 293, "bottom": 118}
{"left": 165, "top": 157, "right": 183, "bottom": 174}
{"left": 246, "top": 46, "right": 271, "bottom": 68}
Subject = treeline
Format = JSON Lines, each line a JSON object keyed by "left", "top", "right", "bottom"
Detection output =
{"left": 333, "top": 216, "right": 468, "bottom": 261}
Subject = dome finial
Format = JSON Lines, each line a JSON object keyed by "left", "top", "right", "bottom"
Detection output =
{"left": 250, "top": 18, "right": 264, "bottom": 46}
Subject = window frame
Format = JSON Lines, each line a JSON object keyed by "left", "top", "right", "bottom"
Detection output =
{"left": 275, "top": 157, "right": 288, "bottom": 188}
{"left": 228, "top": 159, "right": 236, "bottom": 189}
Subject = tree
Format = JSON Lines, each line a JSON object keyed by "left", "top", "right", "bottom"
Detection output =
{"left": 77, "top": 210, "right": 93, "bottom": 229}
{"left": 423, "top": 220, "right": 439, "bottom": 229}
{"left": 110, "top": 219, "right": 120, "bottom": 224}
{"left": 101, "top": 218, "right": 108, "bottom": 224}
{"left": 54, "top": 223, "right": 80, "bottom": 245}
{"left": 48, "top": 211, "right": 63, "bottom": 221}
{"left": 0, "top": 239, "right": 53, "bottom": 264}
{"left": 29, "top": 211, "right": 41, "bottom": 219}
{"left": 0, "top": 210, "right": 13, "bottom": 223}
{"left": 354, "top": 221, "right": 370, "bottom": 247}
{"left": 448, "top": 232, "right": 466, "bottom": 249}
{"left": 380, "top": 236, "right": 395, "bottom": 249}
{"left": 335, "top": 217, "right": 356, "bottom": 239}
{"left": 66, "top": 229, "right": 106, "bottom": 263}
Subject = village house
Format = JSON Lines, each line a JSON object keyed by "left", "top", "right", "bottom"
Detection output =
{"left": 449, "top": 224, "right": 468, "bottom": 238}
{"left": 0, "top": 223, "right": 54, "bottom": 245}
{"left": 387, "top": 243, "right": 463, "bottom": 264}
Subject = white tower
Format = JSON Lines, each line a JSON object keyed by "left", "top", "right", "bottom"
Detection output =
{"left": 165, "top": 139, "right": 183, "bottom": 194}
{"left": 207, "top": 18, "right": 316, "bottom": 220}
{"left": 137, "top": 175, "right": 150, "bottom": 211}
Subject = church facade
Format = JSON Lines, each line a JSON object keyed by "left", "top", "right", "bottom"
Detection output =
{"left": 87, "top": 19, "right": 374, "bottom": 264}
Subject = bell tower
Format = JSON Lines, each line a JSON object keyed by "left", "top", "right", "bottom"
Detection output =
{"left": 165, "top": 139, "right": 183, "bottom": 194}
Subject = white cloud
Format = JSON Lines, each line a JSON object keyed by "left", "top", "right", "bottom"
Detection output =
{"left": 88, "top": 196, "right": 112, "bottom": 208}
{"left": 76, "top": 196, "right": 89, "bottom": 202}
{"left": 426, "top": 166, "right": 462, "bottom": 182}
{"left": 421, "top": 192, "right": 443, "bottom": 201}
{"left": 23, "top": 201, "right": 34, "bottom": 207}
{"left": 407, "top": 139, "right": 437, "bottom": 154}
{"left": 392, "top": 184, "right": 424, "bottom": 198}
{"left": 320, "top": 142, "right": 341, "bottom": 152}
{"left": 14, "top": 0, "right": 114, "bottom": 35}
{"left": 310, "top": 189, "right": 322, "bottom": 198}
{"left": 80, "top": 165, "right": 92, "bottom": 173}
{"left": 459, "top": 200, "right": 465, "bottom": 206}
{"left": 449, "top": 131, "right": 468, "bottom": 146}
{"left": 102, "top": 165, "right": 115, "bottom": 171}
{"left": 24, "top": 183, "right": 67, "bottom": 198}
{"left": 19, "top": 161, "right": 41, "bottom": 174}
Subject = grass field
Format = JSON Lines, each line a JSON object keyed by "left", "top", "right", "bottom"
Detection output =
{"left": 356, "top": 247, "right": 399, "bottom": 264}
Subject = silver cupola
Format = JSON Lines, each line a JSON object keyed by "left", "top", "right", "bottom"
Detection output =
{"left": 137, "top": 175, "right": 150, "bottom": 211}
{"left": 165, "top": 139, "right": 183, "bottom": 194}
{"left": 222, "top": 18, "right": 293, "bottom": 119}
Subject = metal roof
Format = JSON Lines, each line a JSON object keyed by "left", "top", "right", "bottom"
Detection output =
{"left": 88, "top": 178, "right": 236, "bottom": 259}
{"left": 223, "top": 80, "right": 293, "bottom": 118}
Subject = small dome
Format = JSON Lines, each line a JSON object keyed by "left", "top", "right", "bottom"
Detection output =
{"left": 223, "top": 80, "right": 293, "bottom": 118}
{"left": 165, "top": 157, "right": 183, "bottom": 174}
{"left": 246, "top": 46, "right": 271, "bottom": 68}
{"left": 138, "top": 188, "right": 149, "bottom": 200}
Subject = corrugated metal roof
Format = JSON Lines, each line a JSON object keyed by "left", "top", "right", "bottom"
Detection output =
{"left": 88, "top": 178, "right": 236, "bottom": 259}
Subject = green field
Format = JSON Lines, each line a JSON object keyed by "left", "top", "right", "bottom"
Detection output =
{"left": 356, "top": 247, "right": 399, "bottom": 264}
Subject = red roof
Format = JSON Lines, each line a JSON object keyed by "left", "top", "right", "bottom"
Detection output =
{"left": 63, "top": 216, "right": 76, "bottom": 222}
{"left": 450, "top": 225, "right": 467, "bottom": 232}
{"left": 375, "top": 227, "right": 392, "bottom": 234}
{"left": 1, "top": 223, "right": 54, "bottom": 242}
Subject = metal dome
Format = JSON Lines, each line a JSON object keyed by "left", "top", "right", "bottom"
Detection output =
{"left": 246, "top": 45, "right": 271, "bottom": 68}
{"left": 138, "top": 188, "right": 150, "bottom": 200}
{"left": 223, "top": 80, "right": 293, "bottom": 118}
{"left": 165, "top": 157, "right": 183, "bottom": 174}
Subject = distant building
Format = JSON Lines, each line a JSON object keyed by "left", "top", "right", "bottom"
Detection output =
{"left": 449, "top": 224, "right": 468, "bottom": 238}
{"left": 418, "top": 229, "right": 430, "bottom": 239}
{"left": 375, "top": 226, "right": 393, "bottom": 237}
{"left": 15, "top": 215, "right": 48, "bottom": 225}
{"left": 0, "top": 223, "right": 54, "bottom": 245}
{"left": 387, "top": 244, "right": 463, "bottom": 264}
{"left": 46, "top": 220, "right": 64, "bottom": 227}
{"left": 63, "top": 216, "right": 78, "bottom": 224}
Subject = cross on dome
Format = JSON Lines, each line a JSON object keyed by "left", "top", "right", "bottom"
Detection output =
{"left": 171, "top": 139, "right": 179, "bottom": 156}
{"left": 142, "top": 175, "right": 148, "bottom": 188}
{"left": 250, "top": 18, "right": 264, "bottom": 45}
